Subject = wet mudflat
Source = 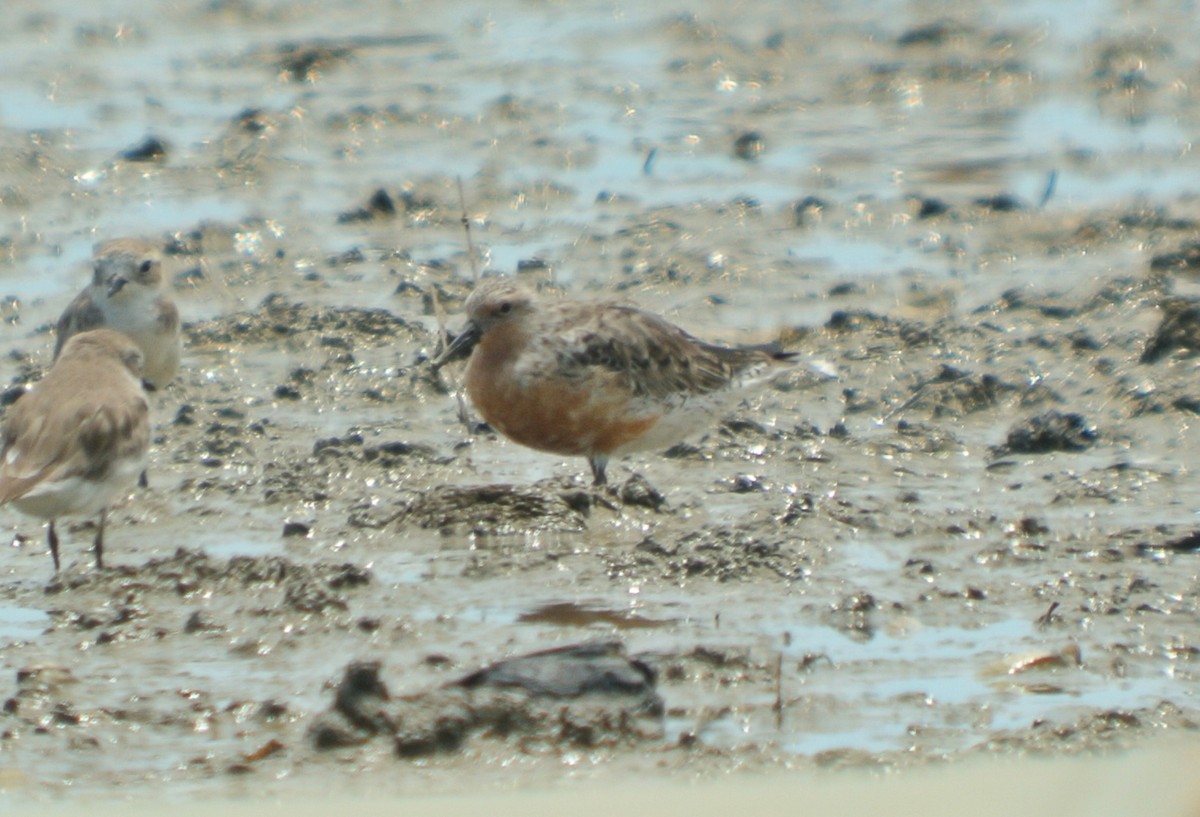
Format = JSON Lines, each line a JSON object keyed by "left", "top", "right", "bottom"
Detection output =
{"left": 0, "top": 0, "right": 1199, "bottom": 804}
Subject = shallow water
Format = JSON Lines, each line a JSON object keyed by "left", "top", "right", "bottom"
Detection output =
{"left": 0, "top": 606, "right": 47, "bottom": 645}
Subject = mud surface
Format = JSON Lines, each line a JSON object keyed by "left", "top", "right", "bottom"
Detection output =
{"left": 1, "top": 0, "right": 1200, "bottom": 801}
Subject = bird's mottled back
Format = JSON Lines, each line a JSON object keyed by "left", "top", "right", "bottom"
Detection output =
{"left": 547, "top": 302, "right": 791, "bottom": 400}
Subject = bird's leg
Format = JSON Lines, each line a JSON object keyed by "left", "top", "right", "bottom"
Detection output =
{"left": 588, "top": 455, "right": 609, "bottom": 487}
{"left": 138, "top": 469, "right": 149, "bottom": 489}
{"left": 93, "top": 509, "right": 106, "bottom": 569}
{"left": 48, "top": 521, "right": 61, "bottom": 573}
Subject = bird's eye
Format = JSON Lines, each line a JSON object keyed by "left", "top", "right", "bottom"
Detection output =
{"left": 497, "top": 301, "right": 512, "bottom": 315}
{"left": 139, "top": 260, "right": 154, "bottom": 274}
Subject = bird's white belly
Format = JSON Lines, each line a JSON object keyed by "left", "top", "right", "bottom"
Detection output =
{"left": 608, "top": 393, "right": 732, "bottom": 456}
{"left": 11, "top": 456, "right": 145, "bottom": 520}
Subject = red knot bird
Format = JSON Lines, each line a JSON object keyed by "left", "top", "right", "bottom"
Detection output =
{"left": 0, "top": 329, "right": 151, "bottom": 572}
{"left": 55, "top": 238, "right": 181, "bottom": 390}
{"left": 434, "top": 277, "right": 800, "bottom": 486}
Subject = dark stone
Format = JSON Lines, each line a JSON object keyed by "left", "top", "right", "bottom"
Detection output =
{"left": 337, "top": 188, "right": 397, "bottom": 223}
{"left": 455, "top": 641, "right": 659, "bottom": 701}
{"left": 0, "top": 385, "right": 27, "bottom": 407}
{"left": 917, "top": 197, "right": 951, "bottom": 218}
{"left": 310, "top": 642, "right": 664, "bottom": 757}
{"left": 1000, "top": 411, "right": 1097, "bottom": 454}
{"left": 618, "top": 473, "right": 667, "bottom": 511}
{"left": 792, "top": 195, "right": 829, "bottom": 227}
{"left": 974, "top": 193, "right": 1023, "bottom": 212}
{"left": 1143, "top": 299, "right": 1200, "bottom": 363}
{"left": 897, "top": 21, "right": 963, "bottom": 47}
{"left": 1150, "top": 242, "right": 1200, "bottom": 271}
{"left": 121, "top": 136, "right": 168, "bottom": 162}
{"left": 282, "top": 520, "right": 311, "bottom": 538}
{"left": 733, "top": 131, "right": 765, "bottom": 160}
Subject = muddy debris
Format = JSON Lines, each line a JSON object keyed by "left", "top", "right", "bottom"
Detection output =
{"left": 348, "top": 483, "right": 589, "bottom": 535}
{"left": 120, "top": 135, "right": 169, "bottom": 163}
{"left": 43, "top": 549, "right": 371, "bottom": 611}
{"left": 517, "top": 601, "right": 675, "bottom": 630}
{"left": 823, "top": 309, "right": 938, "bottom": 348}
{"left": 973, "top": 193, "right": 1024, "bottom": 212}
{"left": 337, "top": 187, "right": 443, "bottom": 224}
{"left": 616, "top": 473, "right": 668, "bottom": 511}
{"left": 312, "top": 433, "right": 440, "bottom": 466}
{"left": 1133, "top": 528, "right": 1200, "bottom": 555}
{"left": 975, "top": 701, "right": 1199, "bottom": 755}
{"left": 309, "top": 642, "right": 663, "bottom": 756}
{"left": 274, "top": 43, "right": 354, "bottom": 82}
{"left": 1149, "top": 241, "right": 1200, "bottom": 271}
{"left": 732, "top": 131, "right": 765, "bottom": 161}
{"left": 1141, "top": 298, "right": 1200, "bottom": 362}
{"left": 4, "top": 664, "right": 80, "bottom": 724}
{"left": 893, "top": 365, "right": 1021, "bottom": 419}
{"left": 186, "top": 294, "right": 423, "bottom": 349}
{"left": 824, "top": 592, "right": 880, "bottom": 642}
{"left": 913, "top": 195, "right": 952, "bottom": 219}
{"left": 791, "top": 195, "right": 829, "bottom": 227}
{"left": 1001, "top": 643, "right": 1084, "bottom": 676}
{"left": 183, "top": 610, "right": 224, "bottom": 634}
{"left": 1, "top": 659, "right": 297, "bottom": 759}
{"left": 616, "top": 524, "right": 815, "bottom": 583}
{"left": 997, "top": 410, "right": 1098, "bottom": 455}
{"left": 337, "top": 188, "right": 397, "bottom": 222}
{"left": 896, "top": 20, "right": 970, "bottom": 48}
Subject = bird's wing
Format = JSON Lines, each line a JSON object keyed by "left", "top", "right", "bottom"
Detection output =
{"left": 53, "top": 291, "right": 105, "bottom": 360}
{"left": 550, "top": 304, "right": 747, "bottom": 399}
{"left": 156, "top": 295, "right": 181, "bottom": 335}
{"left": 75, "top": 398, "right": 151, "bottom": 472}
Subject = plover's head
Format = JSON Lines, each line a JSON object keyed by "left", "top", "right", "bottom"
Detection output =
{"left": 92, "top": 238, "right": 163, "bottom": 298}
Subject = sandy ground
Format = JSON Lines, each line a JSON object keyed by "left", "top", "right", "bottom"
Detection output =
{"left": 1, "top": 0, "right": 1200, "bottom": 807}
{"left": 5, "top": 742, "right": 1200, "bottom": 816}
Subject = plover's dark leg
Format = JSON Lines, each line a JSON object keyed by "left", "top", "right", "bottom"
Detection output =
{"left": 48, "top": 521, "right": 61, "bottom": 573}
{"left": 588, "top": 455, "right": 609, "bottom": 487}
{"left": 93, "top": 509, "right": 107, "bottom": 569}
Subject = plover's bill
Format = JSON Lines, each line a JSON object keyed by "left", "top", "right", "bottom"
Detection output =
{"left": 434, "top": 277, "right": 799, "bottom": 486}
{"left": 55, "top": 238, "right": 181, "bottom": 390}
{"left": 1, "top": 329, "right": 151, "bottom": 572}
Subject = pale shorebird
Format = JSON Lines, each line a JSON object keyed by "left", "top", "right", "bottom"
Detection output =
{"left": 0, "top": 329, "right": 151, "bottom": 572}
{"left": 434, "top": 278, "right": 799, "bottom": 486}
{"left": 55, "top": 238, "right": 181, "bottom": 390}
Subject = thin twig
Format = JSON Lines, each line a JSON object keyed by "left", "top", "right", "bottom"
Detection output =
{"left": 1038, "top": 169, "right": 1058, "bottom": 208}
{"left": 456, "top": 175, "right": 479, "bottom": 284}
{"left": 642, "top": 146, "right": 658, "bottom": 176}
{"left": 455, "top": 391, "right": 474, "bottom": 433}
{"left": 431, "top": 286, "right": 448, "bottom": 358}
{"left": 773, "top": 651, "right": 784, "bottom": 730}
{"left": 1035, "top": 601, "right": 1060, "bottom": 629}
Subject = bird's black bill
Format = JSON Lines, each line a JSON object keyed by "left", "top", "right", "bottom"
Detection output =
{"left": 430, "top": 322, "right": 481, "bottom": 370}
{"left": 107, "top": 276, "right": 128, "bottom": 297}
{"left": 739, "top": 341, "right": 797, "bottom": 362}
